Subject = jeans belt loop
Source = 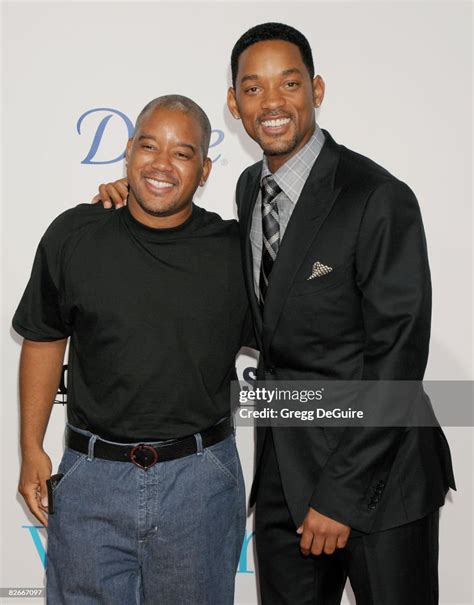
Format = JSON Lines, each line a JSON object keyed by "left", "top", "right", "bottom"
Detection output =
{"left": 194, "top": 432, "right": 204, "bottom": 456}
{"left": 87, "top": 434, "right": 97, "bottom": 461}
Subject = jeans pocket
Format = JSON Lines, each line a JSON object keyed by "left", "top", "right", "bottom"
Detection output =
{"left": 54, "top": 448, "right": 88, "bottom": 496}
{"left": 204, "top": 435, "right": 240, "bottom": 485}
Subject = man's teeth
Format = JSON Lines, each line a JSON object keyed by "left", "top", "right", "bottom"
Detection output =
{"left": 146, "top": 178, "right": 174, "bottom": 189}
{"left": 262, "top": 118, "right": 291, "bottom": 128}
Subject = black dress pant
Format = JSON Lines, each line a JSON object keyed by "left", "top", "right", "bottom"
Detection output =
{"left": 255, "top": 432, "right": 439, "bottom": 605}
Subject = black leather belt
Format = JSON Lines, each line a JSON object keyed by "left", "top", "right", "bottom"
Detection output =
{"left": 66, "top": 418, "right": 233, "bottom": 470}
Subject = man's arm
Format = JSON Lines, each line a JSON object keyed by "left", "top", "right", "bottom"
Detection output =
{"left": 299, "top": 180, "right": 431, "bottom": 552}
{"left": 18, "top": 338, "right": 68, "bottom": 527}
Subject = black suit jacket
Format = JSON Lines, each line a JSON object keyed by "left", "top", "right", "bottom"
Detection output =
{"left": 236, "top": 130, "right": 455, "bottom": 534}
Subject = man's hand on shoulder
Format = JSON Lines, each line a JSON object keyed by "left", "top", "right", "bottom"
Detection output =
{"left": 297, "top": 507, "right": 350, "bottom": 556}
{"left": 92, "top": 178, "right": 129, "bottom": 209}
{"left": 19, "top": 448, "right": 52, "bottom": 526}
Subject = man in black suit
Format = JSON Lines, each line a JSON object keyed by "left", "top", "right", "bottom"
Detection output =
{"left": 93, "top": 22, "right": 455, "bottom": 604}
{"left": 226, "top": 22, "right": 455, "bottom": 605}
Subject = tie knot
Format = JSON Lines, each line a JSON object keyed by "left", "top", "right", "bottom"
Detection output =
{"left": 261, "top": 175, "right": 281, "bottom": 205}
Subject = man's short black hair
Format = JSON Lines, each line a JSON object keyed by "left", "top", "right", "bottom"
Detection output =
{"left": 135, "top": 94, "right": 212, "bottom": 158}
{"left": 231, "top": 23, "right": 315, "bottom": 88}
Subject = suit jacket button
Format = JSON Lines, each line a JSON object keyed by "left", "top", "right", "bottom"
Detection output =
{"left": 368, "top": 503, "right": 377, "bottom": 510}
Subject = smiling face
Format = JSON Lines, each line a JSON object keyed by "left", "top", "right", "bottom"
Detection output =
{"left": 227, "top": 39, "right": 325, "bottom": 172}
{"left": 126, "top": 106, "right": 211, "bottom": 228}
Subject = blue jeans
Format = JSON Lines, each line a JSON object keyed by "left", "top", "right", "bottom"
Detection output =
{"left": 46, "top": 425, "right": 246, "bottom": 604}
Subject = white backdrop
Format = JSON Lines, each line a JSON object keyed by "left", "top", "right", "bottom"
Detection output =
{"left": 2, "top": 2, "right": 472, "bottom": 604}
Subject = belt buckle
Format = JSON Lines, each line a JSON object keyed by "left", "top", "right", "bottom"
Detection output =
{"left": 130, "top": 444, "right": 159, "bottom": 470}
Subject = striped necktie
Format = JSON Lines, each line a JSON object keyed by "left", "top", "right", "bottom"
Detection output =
{"left": 259, "top": 175, "right": 281, "bottom": 305}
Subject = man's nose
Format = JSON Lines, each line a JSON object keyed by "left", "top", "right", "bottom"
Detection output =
{"left": 261, "top": 87, "right": 285, "bottom": 112}
{"left": 150, "top": 151, "right": 173, "bottom": 172}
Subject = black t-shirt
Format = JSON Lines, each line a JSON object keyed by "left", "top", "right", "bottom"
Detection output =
{"left": 13, "top": 203, "right": 250, "bottom": 441}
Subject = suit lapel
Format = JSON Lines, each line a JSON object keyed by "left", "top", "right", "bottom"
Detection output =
{"left": 262, "top": 132, "right": 342, "bottom": 358}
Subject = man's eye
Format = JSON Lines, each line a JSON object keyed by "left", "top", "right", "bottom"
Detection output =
{"left": 285, "top": 81, "right": 300, "bottom": 89}
{"left": 245, "top": 86, "right": 260, "bottom": 94}
{"left": 176, "top": 152, "right": 191, "bottom": 159}
{"left": 142, "top": 144, "right": 154, "bottom": 150}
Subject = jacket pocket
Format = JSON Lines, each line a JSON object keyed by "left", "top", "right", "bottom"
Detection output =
{"left": 289, "top": 264, "right": 354, "bottom": 297}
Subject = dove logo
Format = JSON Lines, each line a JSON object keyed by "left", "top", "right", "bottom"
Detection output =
{"left": 77, "top": 108, "right": 134, "bottom": 165}
{"left": 77, "top": 108, "right": 225, "bottom": 165}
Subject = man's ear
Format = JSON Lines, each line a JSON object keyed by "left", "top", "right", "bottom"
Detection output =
{"left": 312, "top": 75, "right": 325, "bottom": 108}
{"left": 227, "top": 87, "right": 241, "bottom": 120}
{"left": 125, "top": 138, "right": 133, "bottom": 163}
{"left": 199, "top": 157, "right": 212, "bottom": 187}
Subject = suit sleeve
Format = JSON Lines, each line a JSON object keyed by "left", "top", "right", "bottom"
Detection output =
{"left": 309, "top": 180, "right": 431, "bottom": 532}
{"left": 356, "top": 180, "right": 431, "bottom": 379}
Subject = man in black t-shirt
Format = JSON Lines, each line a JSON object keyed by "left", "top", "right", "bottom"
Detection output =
{"left": 13, "top": 95, "right": 249, "bottom": 604}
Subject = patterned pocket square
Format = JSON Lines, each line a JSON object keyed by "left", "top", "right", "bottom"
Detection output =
{"left": 307, "top": 261, "right": 333, "bottom": 280}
